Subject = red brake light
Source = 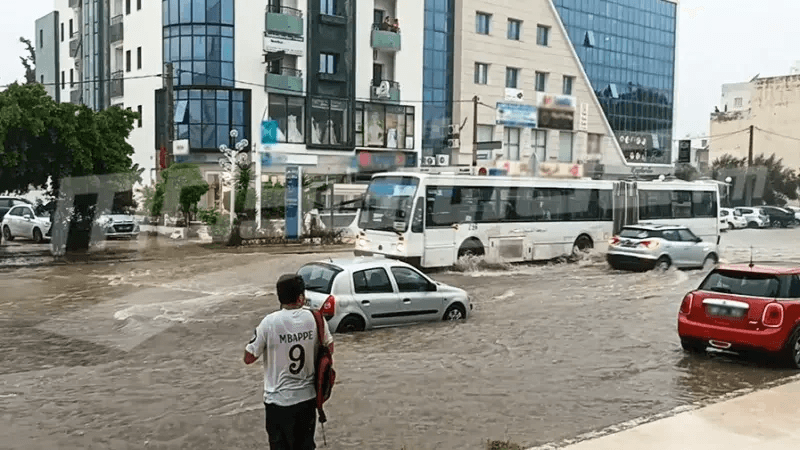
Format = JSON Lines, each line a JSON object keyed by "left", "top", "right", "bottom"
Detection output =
{"left": 680, "top": 292, "right": 693, "bottom": 315}
{"left": 762, "top": 303, "right": 784, "bottom": 328}
{"left": 320, "top": 295, "right": 335, "bottom": 317}
{"left": 639, "top": 240, "right": 660, "bottom": 249}
{"left": 609, "top": 236, "right": 620, "bottom": 245}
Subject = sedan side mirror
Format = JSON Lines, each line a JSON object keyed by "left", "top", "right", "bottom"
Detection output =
{"left": 695, "top": 237, "right": 703, "bottom": 243}
{"left": 427, "top": 283, "right": 437, "bottom": 292}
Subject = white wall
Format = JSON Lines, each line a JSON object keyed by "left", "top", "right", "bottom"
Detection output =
{"left": 720, "top": 81, "right": 753, "bottom": 113}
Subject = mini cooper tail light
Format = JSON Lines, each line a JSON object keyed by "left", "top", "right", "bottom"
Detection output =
{"left": 679, "top": 292, "right": 693, "bottom": 315}
{"left": 320, "top": 295, "right": 336, "bottom": 317}
{"left": 762, "top": 303, "right": 784, "bottom": 328}
{"left": 609, "top": 236, "right": 620, "bottom": 245}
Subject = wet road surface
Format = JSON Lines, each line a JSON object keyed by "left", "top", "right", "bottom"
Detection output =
{"left": 1, "top": 228, "right": 799, "bottom": 449}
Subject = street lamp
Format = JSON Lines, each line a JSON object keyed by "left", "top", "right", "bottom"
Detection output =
{"left": 725, "top": 176, "right": 733, "bottom": 207}
{"left": 219, "top": 129, "right": 250, "bottom": 231}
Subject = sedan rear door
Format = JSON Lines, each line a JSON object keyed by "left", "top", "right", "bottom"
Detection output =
{"left": 352, "top": 267, "right": 401, "bottom": 327}
{"left": 390, "top": 266, "right": 443, "bottom": 322}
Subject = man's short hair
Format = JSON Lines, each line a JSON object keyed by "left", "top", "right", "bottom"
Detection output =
{"left": 277, "top": 274, "right": 305, "bottom": 305}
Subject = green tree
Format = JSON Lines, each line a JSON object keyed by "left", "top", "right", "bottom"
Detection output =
{"left": 158, "top": 163, "right": 209, "bottom": 226}
{"left": 19, "top": 37, "right": 35, "bottom": 85}
{"left": 711, "top": 153, "right": 799, "bottom": 206}
{"left": 673, "top": 163, "right": 699, "bottom": 182}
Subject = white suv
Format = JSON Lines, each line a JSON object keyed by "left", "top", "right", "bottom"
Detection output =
{"left": 734, "top": 207, "right": 770, "bottom": 228}
{"left": 720, "top": 208, "right": 747, "bottom": 229}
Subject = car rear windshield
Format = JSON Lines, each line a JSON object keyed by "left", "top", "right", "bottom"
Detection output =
{"left": 297, "top": 263, "right": 343, "bottom": 294}
{"left": 619, "top": 228, "right": 657, "bottom": 239}
{"left": 699, "top": 270, "right": 780, "bottom": 298}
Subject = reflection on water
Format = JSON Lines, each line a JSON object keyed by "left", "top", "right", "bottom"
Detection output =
{"left": 1, "top": 229, "right": 800, "bottom": 449}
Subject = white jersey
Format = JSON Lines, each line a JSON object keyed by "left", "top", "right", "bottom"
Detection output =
{"left": 246, "top": 307, "right": 334, "bottom": 407}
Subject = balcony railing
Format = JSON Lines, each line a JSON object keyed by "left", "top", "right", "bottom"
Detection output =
{"left": 370, "top": 79, "right": 400, "bottom": 102}
{"left": 371, "top": 23, "right": 401, "bottom": 51}
{"left": 70, "top": 87, "right": 81, "bottom": 104}
{"left": 265, "top": 67, "right": 304, "bottom": 93}
{"left": 69, "top": 0, "right": 80, "bottom": 8}
{"left": 265, "top": 5, "right": 304, "bottom": 37}
{"left": 109, "top": 15, "right": 123, "bottom": 43}
{"left": 69, "top": 32, "right": 81, "bottom": 58}
{"left": 110, "top": 71, "right": 124, "bottom": 98}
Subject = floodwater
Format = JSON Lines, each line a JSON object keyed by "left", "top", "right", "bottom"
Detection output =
{"left": 1, "top": 228, "right": 799, "bottom": 449}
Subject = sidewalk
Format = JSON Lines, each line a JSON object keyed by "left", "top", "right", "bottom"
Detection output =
{"left": 531, "top": 375, "right": 800, "bottom": 450}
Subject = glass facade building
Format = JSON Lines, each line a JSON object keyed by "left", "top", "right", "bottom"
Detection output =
{"left": 421, "top": 0, "right": 455, "bottom": 157}
{"left": 162, "top": 0, "right": 250, "bottom": 151}
{"left": 553, "top": 0, "right": 677, "bottom": 165}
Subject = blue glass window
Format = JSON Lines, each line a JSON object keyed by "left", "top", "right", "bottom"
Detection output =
{"left": 422, "top": 0, "right": 455, "bottom": 157}
{"left": 174, "top": 88, "right": 250, "bottom": 150}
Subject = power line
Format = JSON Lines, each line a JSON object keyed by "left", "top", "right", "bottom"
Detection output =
{"left": 0, "top": 73, "right": 163, "bottom": 90}
{"left": 755, "top": 127, "right": 800, "bottom": 143}
{"left": 676, "top": 128, "right": 751, "bottom": 142}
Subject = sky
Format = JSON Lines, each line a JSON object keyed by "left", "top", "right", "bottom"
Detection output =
{"left": 2, "top": 0, "right": 800, "bottom": 140}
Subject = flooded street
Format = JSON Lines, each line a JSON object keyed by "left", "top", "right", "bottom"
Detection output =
{"left": 2, "top": 228, "right": 800, "bottom": 449}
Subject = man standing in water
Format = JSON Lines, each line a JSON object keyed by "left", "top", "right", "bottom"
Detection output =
{"left": 245, "top": 274, "right": 334, "bottom": 449}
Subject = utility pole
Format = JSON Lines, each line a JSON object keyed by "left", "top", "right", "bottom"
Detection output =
{"left": 747, "top": 124, "right": 754, "bottom": 206}
{"left": 748, "top": 124, "right": 754, "bottom": 166}
{"left": 164, "top": 63, "right": 175, "bottom": 169}
{"left": 471, "top": 95, "right": 479, "bottom": 170}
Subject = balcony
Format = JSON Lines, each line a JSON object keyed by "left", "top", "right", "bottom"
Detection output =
{"left": 265, "top": 5, "right": 304, "bottom": 37}
{"left": 109, "top": 15, "right": 123, "bottom": 44}
{"left": 370, "top": 80, "right": 400, "bottom": 102}
{"left": 69, "top": 32, "right": 81, "bottom": 58}
{"left": 371, "top": 23, "right": 401, "bottom": 52}
{"left": 110, "top": 71, "right": 124, "bottom": 98}
{"left": 69, "top": 0, "right": 80, "bottom": 8}
{"left": 265, "top": 67, "right": 304, "bottom": 93}
{"left": 70, "top": 87, "right": 81, "bottom": 104}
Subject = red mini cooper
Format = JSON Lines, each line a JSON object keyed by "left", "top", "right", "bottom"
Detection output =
{"left": 678, "top": 264, "right": 800, "bottom": 368}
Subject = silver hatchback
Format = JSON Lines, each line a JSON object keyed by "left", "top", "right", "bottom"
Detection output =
{"left": 607, "top": 225, "right": 719, "bottom": 271}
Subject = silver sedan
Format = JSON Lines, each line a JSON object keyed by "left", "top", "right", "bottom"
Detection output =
{"left": 607, "top": 225, "right": 719, "bottom": 271}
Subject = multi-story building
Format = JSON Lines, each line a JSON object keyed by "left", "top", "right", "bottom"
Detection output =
{"left": 709, "top": 71, "right": 800, "bottom": 171}
{"left": 35, "top": 0, "right": 424, "bottom": 205}
{"left": 446, "top": 0, "right": 678, "bottom": 179}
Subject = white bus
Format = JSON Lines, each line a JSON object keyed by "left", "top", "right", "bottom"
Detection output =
{"left": 354, "top": 172, "right": 720, "bottom": 268}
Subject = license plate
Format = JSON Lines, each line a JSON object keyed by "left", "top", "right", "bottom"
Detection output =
{"left": 706, "top": 306, "right": 746, "bottom": 318}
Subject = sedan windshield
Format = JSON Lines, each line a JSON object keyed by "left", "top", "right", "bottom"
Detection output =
{"left": 358, "top": 176, "right": 419, "bottom": 233}
{"left": 297, "top": 263, "right": 343, "bottom": 294}
{"left": 699, "top": 271, "right": 780, "bottom": 297}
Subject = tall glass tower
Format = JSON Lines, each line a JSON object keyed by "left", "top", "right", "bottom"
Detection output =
{"left": 553, "top": 0, "right": 677, "bottom": 165}
{"left": 421, "top": 0, "right": 455, "bottom": 158}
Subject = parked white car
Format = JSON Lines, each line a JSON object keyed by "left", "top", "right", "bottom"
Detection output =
{"left": 297, "top": 257, "right": 471, "bottom": 333}
{"left": 720, "top": 208, "right": 747, "bottom": 229}
{"left": 1, "top": 204, "right": 51, "bottom": 243}
{"left": 734, "top": 207, "right": 770, "bottom": 228}
{"left": 96, "top": 212, "right": 140, "bottom": 239}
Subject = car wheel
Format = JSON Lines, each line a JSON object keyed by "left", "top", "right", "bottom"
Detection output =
{"left": 748, "top": 221, "right": 759, "bottom": 229}
{"left": 702, "top": 253, "right": 718, "bottom": 269}
{"left": 783, "top": 328, "right": 800, "bottom": 369}
{"left": 336, "top": 315, "right": 365, "bottom": 333}
{"left": 443, "top": 303, "right": 467, "bottom": 321}
{"left": 772, "top": 220, "right": 783, "bottom": 228}
{"left": 572, "top": 235, "right": 594, "bottom": 256}
{"left": 728, "top": 222, "right": 735, "bottom": 231}
{"left": 681, "top": 338, "right": 707, "bottom": 354}
{"left": 3, "top": 226, "right": 13, "bottom": 242}
{"left": 457, "top": 240, "right": 484, "bottom": 259}
{"left": 32, "top": 228, "right": 43, "bottom": 243}
{"left": 655, "top": 256, "right": 671, "bottom": 271}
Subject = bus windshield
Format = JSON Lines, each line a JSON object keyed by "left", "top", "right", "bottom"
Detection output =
{"left": 359, "top": 176, "right": 419, "bottom": 233}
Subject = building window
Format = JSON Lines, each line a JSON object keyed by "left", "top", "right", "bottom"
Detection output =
{"left": 174, "top": 88, "right": 251, "bottom": 150}
{"left": 319, "top": 53, "right": 337, "bottom": 74}
{"left": 536, "top": 25, "right": 550, "bottom": 46}
{"left": 69, "top": 19, "right": 73, "bottom": 36}
{"left": 137, "top": 105, "right": 142, "bottom": 128}
{"left": 61, "top": 71, "right": 65, "bottom": 90}
{"left": 39, "top": 30, "right": 43, "bottom": 48}
{"left": 267, "top": 94, "right": 306, "bottom": 144}
{"left": 558, "top": 131, "right": 573, "bottom": 162}
{"left": 476, "top": 124, "right": 494, "bottom": 143}
{"left": 507, "top": 19, "right": 521, "bottom": 40}
{"left": 40, "top": 75, "right": 44, "bottom": 84}
{"left": 587, "top": 133, "right": 602, "bottom": 156}
{"left": 532, "top": 129, "right": 547, "bottom": 162}
{"left": 535, "top": 71, "right": 547, "bottom": 92}
{"left": 162, "top": 13, "right": 236, "bottom": 87}
{"left": 310, "top": 98, "right": 348, "bottom": 146}
{"left": 125, "top": 50, "right": 131, "bottom": 72}
{"left": 126, "top": 0, "right": 130, "bottom": 15}
{"left": 69, "top": 69, "right": 74, "bottom": 87}
{"left": 562, "top": 76, "right": 574, "bottom": 95}
{"left": 61, "top": 23, "right": 64, "bottom": 42}
{"left": 355, "top": 103, "right": 415, "bottom": 149}
{"left": 475, "top": 12, "right": 491, "bottom": 35}
{"left": 474, "top": 63, "right": 488, "bottom": 85}
{"left": 583, "top": 30, "right": 595, "bottom": 47}
{"left": 505, "top": 67, "right": 519, "bottom": 89}
{"left": 504, "top": 127, "right": 520, "bottom": 161}
{"left": 137, "top": 47, "right": 142, "bottom": 69}
{"left": 321, "top": 0, "right": 336, "bottom": 16}
{"left": 734, "top": 97, "right": 743, "bottom": 107}
{"left": 137, "top": 0, "right": 141, "bottom": 10}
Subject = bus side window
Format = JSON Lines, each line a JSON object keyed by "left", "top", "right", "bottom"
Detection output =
{"left": 411, "top": 199, "right": 424, "bottom": 233}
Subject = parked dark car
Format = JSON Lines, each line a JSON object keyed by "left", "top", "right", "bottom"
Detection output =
{"left": 0, "top": 197, "right": 32, "bottom": 222}
{"left": 761, "top": 206, "right": 796, "bottom": 228}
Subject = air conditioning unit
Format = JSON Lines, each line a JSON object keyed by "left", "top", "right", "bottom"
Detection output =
{"left": 436, "top": 154, "right": 450, "bottom": 166}
{"left": 422, "top": 156, "right": 436, "bottom": 166}
{"left": 446, "top": 138, "right": 460, "bottom": 148}
{"left": 373, "top": 81, "right": 391, "bottom": 99}
{"left": 447, "top": 124, "right": 459, "bottom": 135}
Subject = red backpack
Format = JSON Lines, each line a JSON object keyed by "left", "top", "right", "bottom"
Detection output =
{"left": 311, "top": 310, "right": 336, "bottom": 424}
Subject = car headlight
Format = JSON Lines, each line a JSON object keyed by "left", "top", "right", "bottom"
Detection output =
{"left": 396, "top": 243, "right": 404, "bottom": 253}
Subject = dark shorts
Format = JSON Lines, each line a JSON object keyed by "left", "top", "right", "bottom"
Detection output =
{"left": 264, "top": 398, "right": 317, "bottom": 450}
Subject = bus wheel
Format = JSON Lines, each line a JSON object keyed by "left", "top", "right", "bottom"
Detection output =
{"left": 457, "top": 239, "right": 484, "bottom": 258}
{"left": 572, "top": 235, "right": 593, "bottom": 255}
